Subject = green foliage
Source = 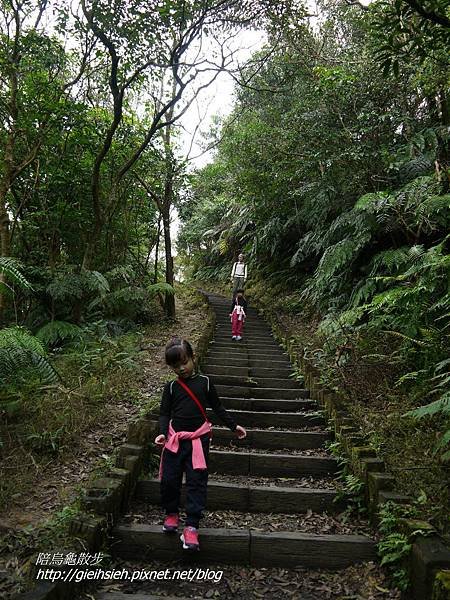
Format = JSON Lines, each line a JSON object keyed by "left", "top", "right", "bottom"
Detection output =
{"left": 0, "top": 326, "right": 45, "bottom": 356}
{"left": 369, "top": 0, "right": 450, "bottom": 76}
{"left": 335, "top": 473, "right": 367, "bottom": 515}
{"left": 46, "top": 270, "right": 110, "bottom": 303}
{"left": 377, "top": 533, "right": 411, "bottom": 589}
{"left": 25, "top": 427, "right": 65, "bottom": 454}
{"left": 36, "top": 320, "right": 83, "bottom": 347}
{"left": 0, "top": 258, "right": 32, "bottom": 295}
{"left": 0, "top": 327, "right": 59, "bottom": 391}
{"left": 148, "top": 282, "right": 175, "bottom": 297}
{"left": 403, "top": 357, "right": 450, "bottom": 461}
{"left": 376, "top": 500, "right": 425, "bottom": 590}
{"left": 85, "top": 267, "right": 171, "bottom": 322}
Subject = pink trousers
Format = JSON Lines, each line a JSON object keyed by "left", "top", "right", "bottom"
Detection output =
{"left": 231, "top": 312, "right": 244, "bottom": 337}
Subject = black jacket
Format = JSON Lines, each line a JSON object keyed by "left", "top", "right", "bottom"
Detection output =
{"left": 230, "top": 296, "right": 248, "bottom": 314}
{"left": 159, "top": 374, "right": 237, "bottom": 437}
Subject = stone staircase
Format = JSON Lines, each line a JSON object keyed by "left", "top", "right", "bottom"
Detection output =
{"left": 92, "top": 293, "right": 377, "bottom": 599}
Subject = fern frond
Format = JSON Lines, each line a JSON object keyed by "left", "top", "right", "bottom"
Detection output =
{"left": 148, "top": 282, "right": 175, "bottom": 296}
{"left": 404, "top": 392, "right": 450, "bottom": 419}
{"left": 435, "top": 429, "right": 450, "bottom": 452}
{"left": 0, "top": 326, "right": 46, "bottom": 355}
{"left": 370, "top": 247, "right": 411, "bottom": 275}
{"left": 0, "top": 257, "right": 32, "bottom": 290}
{"left": 0, "top": 327, "right": 59, "bottom": 386}
{"left": 104, "top": 265, "right": 135, "bottom": 285}
{"left": 46, "top": 273, "right": 84, "bottom": 301}
{"left": 84, "top": 271, "right": 110, "bottom": 295}
{"left": 355, "top": 191, "right": 389, "bottom": 210}
{"left": 350, "top": 278, "right": 378, "bottom": 307}
{"left": 0, "top": 347, "right": 59, "bottom": 385}
{"left": 36, "top": 321, "right": 83, "bottom": 346}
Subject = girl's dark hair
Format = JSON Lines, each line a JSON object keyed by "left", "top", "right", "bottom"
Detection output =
{"left": 165, "top": 337, "right": 194, "bottom": 366}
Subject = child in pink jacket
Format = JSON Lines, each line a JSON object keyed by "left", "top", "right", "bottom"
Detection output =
{"left": 155, "top": 337, "right": 246, "bottom": 551}
{"left": 230, "top": 289, "right": 247, "bottom": 341}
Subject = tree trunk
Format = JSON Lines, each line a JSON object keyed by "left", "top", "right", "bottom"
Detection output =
{"left": 162, "top": 194, "right": 175, "bottom": 319}
{"left": 81, "top": 214, "right": 103, "bottom": 271}
{"left": 0, "top": 155, "right": 13, "bottom": 319}
{"left": 0, "top": 187, "right": 11, "bottom": 259}
{"left": 154, "top": 214, "right": 161, "bottom": 284}
{"left": 0, "top": 186, "right": 11, "bottom": 319}
{"left": 437, "top": 89, "right": 450, "bottom": 192}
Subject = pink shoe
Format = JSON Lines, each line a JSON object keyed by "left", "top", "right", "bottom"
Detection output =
{"left": 180, "top": 526, "right": 199, "bottom": 550}
{"left": 162, "top": 513, "right": 179, "bottom": 532}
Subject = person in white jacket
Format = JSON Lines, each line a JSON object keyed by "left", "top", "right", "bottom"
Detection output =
{"left": 231, "top": 253, "right": 248, "bottom": 293}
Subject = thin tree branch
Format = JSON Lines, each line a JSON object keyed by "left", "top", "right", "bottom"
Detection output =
{"left": 403, "top": 0, "right": 450, "bottom": 28}
{"left": 134, "top": 172, "right": 163, "bottom": 213}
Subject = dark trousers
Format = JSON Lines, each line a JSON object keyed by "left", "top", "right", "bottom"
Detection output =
{"left": 160, "top": 435, "right": 210, "bottom": 528}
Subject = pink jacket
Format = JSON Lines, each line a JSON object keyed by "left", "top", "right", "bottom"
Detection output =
{"left": 159, "top": 420, "right": 212, "bottom": 479}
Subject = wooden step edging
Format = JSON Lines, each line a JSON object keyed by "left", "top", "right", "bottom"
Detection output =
{"left": 220, "top": 396, "right": 317, "bottom": 412}
{"left": 135, "top": 478, "right": 344, "bottom": 514}
{"left": 205, "top": 373, "right": 304, "bottom": 390}
{"left": 207, "top": 408, "right": 325, "bottom": 428}
{"left": 214, "top": 384, "right": 310, "bottom": 399}
{"left": 211, "top": 426, "right": 330, "bottom": 449}
{"left": 140, "top": 418, "right": 328, "bottom": 450}
{"left": 95, "top": 594, "right": 191, "bottom": 600}
{"left": 202, "top": 365, "right": 295, "bottom": 378}
{"left": 208, "top": 450, "right": 338, "bottom": 477}
{"left": 111, "top": 524, "right": 377, "bottom": 569}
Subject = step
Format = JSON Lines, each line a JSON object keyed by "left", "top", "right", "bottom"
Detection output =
{"left": 250, "top": 366, "right": 295, "bottom": 378}
{"left": 203, "top": 365, "right": 294, "bottom": 378}
{"left": 220, "top": 396, "right": 317, "bottom": 412}
{"left": 213, "top": 323, "right": 273, "bottom": 333}
{"left": 212, "top": 332, "right": 278, "bottom": 341}
{"left": 112, "top": 524, "right": 376, "bottom": 568}
{"left": 250, "top": 358, "right": 292, "bottom": 369}
{"left": 213, "top": 327, "right": 274, "bottom": 335}
{"left": 207, "top": 408, "right": 324, "bottom": 428}
{"left": 205, "top": 354, "right": 291, "bottom": 367}
{"left": 212, "top": 427, "right": 330, "bottom": 449}
{"left": 207, "top": 348, "right": 249, "bottom": 357}
{"left": 209, "top": 349, "right": 290, "bottom": 361}
{"left": 136, "top": 478, "right": 341, "bottom": 513}
{"left": 214, "top": 326, "right": 272, "bottom": 335}
{"left": 96, "top": 594, "right": 188, "bottom": 600}
{"left": 201, "top": 365, "right": 249, "bottom": 377}
{"left": 214, "top": 385, "right": 309, "bottom": 399}
{"left": 201, "top": 356, "right": 292, "bottom": 376}
{"left": 209, "top": 342, "right": 285, "bottom": 353}
{"left": 208, "top": 340, "right": 285, "bottom": 352}
{"left": 213, "top": 333, "right": 275, "bottom": 342}
{"left": 207, "top": 374, "right": 303, "bottom": 390}
{"left": 202, "top": 356, "right": 251, "bottom": 367}
{"left": 209, "top": 450, "right": 337, "bottom": 476}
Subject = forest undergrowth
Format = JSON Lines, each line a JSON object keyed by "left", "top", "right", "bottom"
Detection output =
{"left": 0, "top": 287, "right": 208, "bottom": 599}
{"left": 249, "top": 279, "right": 449, "bottom": 535}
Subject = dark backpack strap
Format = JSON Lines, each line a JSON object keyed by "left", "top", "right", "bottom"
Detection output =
{"left": 176, "top": 378, "right": 210, "bottom": 423}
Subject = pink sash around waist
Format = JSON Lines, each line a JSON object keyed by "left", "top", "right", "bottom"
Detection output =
{"left": 158, "top": 420, "right": 212, "bottom": 480}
